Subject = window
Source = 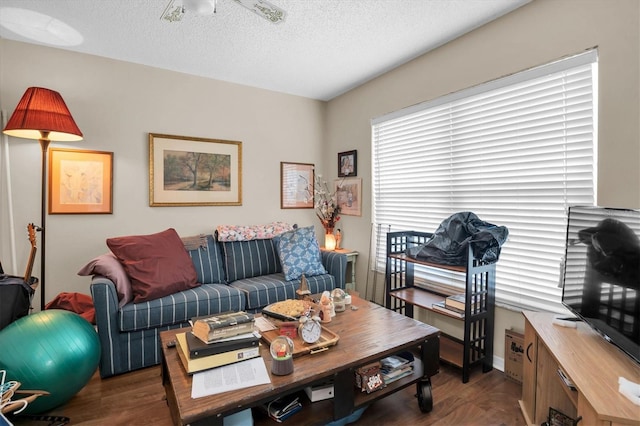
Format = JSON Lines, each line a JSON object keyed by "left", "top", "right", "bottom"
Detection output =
{"left": 372, "top": 50, "right": 598, "bottom": 312}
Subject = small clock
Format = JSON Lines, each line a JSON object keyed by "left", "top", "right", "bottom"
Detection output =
{"left": 298, "top": 315, "right": 322, "bottom": 344}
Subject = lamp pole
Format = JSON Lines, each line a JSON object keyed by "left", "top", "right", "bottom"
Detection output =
{"left": 39, "top": 132, "right": 50, "bottom": 311}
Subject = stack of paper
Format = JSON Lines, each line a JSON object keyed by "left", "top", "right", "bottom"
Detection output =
{"left": 380, "top": 352, "right": 414, "bottom": 384}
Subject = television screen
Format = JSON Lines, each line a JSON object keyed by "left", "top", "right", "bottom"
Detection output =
{"left": 561, "top": 206, "right": 640, "bottom": 364}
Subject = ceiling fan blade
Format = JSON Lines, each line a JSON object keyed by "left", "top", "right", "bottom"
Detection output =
{"left": 161, "top": 0, "right": 185, "bottom": 22}
{"left": 233, "top": 0, "right": 286, "bottom": 24}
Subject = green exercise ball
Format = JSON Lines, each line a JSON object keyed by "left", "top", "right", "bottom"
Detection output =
{"left": 0, "top": 309, "right": 100, "bottom": 414}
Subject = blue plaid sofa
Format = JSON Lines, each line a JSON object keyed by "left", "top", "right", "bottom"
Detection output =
{"left": 90, "top": 232, "right": 346, "bottom": 378}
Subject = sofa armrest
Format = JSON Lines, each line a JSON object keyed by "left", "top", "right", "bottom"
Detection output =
{"left": 89, "top": 276, "right": 122, "bottom": 377}
{"left": 90, "top": 276, "right": 120, "bottom": 317}
{"left": 321, "top": 251, "right": 347, "bottom": 289}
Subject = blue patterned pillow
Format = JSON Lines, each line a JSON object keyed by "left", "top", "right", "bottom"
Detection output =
{"left": 276, "top": 226, "right": 327, "bottom": 281}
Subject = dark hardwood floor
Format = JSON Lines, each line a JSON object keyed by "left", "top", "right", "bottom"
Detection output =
{"left": 9, "top": 363, "right": 524, "bottom": 425}
{"left": 357, "top": 364, "right": 525, "bottom": 426}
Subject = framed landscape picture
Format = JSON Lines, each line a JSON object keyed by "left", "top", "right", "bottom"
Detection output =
{"left": 149, "top": 133, "right": 242, "bottom": 206}
{"left": 280, "top": 162, "right": 314, "bottom": 209}
{"left": 334, "top": 177, "right": 362, "bottom": 216}
{"left": 48, "top": 148, "right": 113, "bottom": 214}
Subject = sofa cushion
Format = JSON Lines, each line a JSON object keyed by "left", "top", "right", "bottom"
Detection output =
{"left": 229, "top": 273, "right": 296, "bottom": 310}
{"left": 229, "top": 272, "right": 336, "bottom": 310}
{"left": 78, "top": 252, "right": 133, "bottom": 307}
{"left": 221, "top": 239, "right": 281, "bottom": 282}
{"left": 185, "top": 234, "right": 226, "bottom": 284}
{"left": 276, "top": 226, "right": 327, "bottom": 281}
{"left": 118, "top": 283, "right": 245, "bottom": 332}
{"left": 107, "top": 228, "right": 199, "bottom": 303}
{"left": 302, "top": 273, "right": 337, "bottom": 296}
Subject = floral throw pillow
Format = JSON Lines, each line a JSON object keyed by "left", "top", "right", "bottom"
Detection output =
{"left": 276, "top": 226, "right": 327, "bottom": 281}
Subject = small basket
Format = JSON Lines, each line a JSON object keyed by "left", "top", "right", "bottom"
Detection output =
{"left": 542, "top": 407, "right": 581, "bottom": 426}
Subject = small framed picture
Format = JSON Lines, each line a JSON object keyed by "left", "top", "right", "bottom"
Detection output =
{"left": 338, "top": 150, "right": 357, "bottom": 177}
{"left": 48, "top": 148, "right": 114, "bottom": 214}
{"left": 334, "top": 177, "right": 362, "bottom": 216}
{"left": 280, "top": 162, "right": 314, "bottom": 209}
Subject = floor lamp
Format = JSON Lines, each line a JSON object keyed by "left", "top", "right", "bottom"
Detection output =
{"left": 2, "top": 87, "right": 83, "bottom": 310}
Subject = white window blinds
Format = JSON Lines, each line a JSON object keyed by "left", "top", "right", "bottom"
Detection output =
{"left": 372, "top": 49, "right": 597, "bottom": 312}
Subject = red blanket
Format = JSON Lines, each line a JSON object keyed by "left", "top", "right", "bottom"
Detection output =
{"left": 45, "top": 292, "right": 95, "bottom": 324}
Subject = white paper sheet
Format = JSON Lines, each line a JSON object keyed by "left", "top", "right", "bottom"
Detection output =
{"left": 191, "top": 357, "right": 271, "bottom": 399}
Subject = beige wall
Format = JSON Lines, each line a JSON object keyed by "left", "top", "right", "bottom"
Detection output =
{"left": 324, "top": 0, "right": 639, "bottom": 362}
{"left": 0, "top": 0, "right": 638, "bottom": 367}
{"left": 0, "top": 40, "right": 327, "bottom": 309}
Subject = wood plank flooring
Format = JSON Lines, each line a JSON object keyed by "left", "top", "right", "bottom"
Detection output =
{"left": 9, "top": 363, "right": 524, "bottom": 425}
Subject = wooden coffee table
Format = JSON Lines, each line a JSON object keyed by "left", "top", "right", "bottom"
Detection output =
{"left": 160, "top": 295, "right": 440, "bottom": 426}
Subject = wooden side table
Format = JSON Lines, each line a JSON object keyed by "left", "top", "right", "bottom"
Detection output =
{"left": 322, "top": 248, "right": 358, "bottom": 291}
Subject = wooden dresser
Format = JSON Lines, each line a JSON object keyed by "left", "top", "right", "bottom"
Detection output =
{"left": 519, "top": 311, "right": 640, "bottom": 426}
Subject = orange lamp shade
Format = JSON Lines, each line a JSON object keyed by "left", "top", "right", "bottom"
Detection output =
{"left": 3, "top": 87, "right": 83, "bottom": 141}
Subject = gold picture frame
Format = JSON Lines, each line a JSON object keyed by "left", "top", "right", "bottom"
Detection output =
{"left": 334, "top": 177, "right": 362, "bottom": 216}
{"left": 48, "top": 148, "right": 113, "bottom": 214}
{"left": 280, "top": 162, "right": 314, "bottom": 209}
{"left": 149, "top": 133, "right": 242, "bottom": 207}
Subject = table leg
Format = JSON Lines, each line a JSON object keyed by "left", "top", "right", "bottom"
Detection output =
{"left": 333, "top": 368, "right": 355, "bottom": 420}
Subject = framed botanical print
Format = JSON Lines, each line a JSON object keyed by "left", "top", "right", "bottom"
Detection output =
{"left": 48, "top": 148, "right": 113, "bottom": 214}
{"left": 280, "top": 162, "right": 314, "bottom": 209}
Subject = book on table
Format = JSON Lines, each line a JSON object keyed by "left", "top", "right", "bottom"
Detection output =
{"left": 185, "top": 331, "right": 260, "bottom": 358}
{"left": 382, "top": 365, "right": 414, "bottom": 384}
{"left": 191, "top": 311, "right": 255, "bottom": 344}
{"left": 261, "top": 394, "right": 303, "bottom": 423}
{"left": 380, "top": 353, "right": 413, "bottom": 371}
{"left": 175, "top": 332, "right": 260, "bottom": 375}
{"left": 445, "top": 293, "right": 480, "bottom": 311}
{"left": 380, "top": 352, "right": 414, "bottom": 384}
{"left": 432, "top": 301, "right": 465, "bottom": 318}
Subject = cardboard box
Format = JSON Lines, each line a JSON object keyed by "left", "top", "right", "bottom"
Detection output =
{"left": 505, "top": 329, "right": 524, "bottom": 383}
{"left": 304, "top": 382, "right": 334, "bottom": 402}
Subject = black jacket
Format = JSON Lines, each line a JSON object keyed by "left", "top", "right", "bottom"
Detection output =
{"left": 406, "top": 212, "right": 509, "bottom": 266}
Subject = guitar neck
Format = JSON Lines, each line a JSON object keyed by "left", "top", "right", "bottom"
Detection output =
{"left": 24, "top": 224, "right": 37, "bottom": 283}
{"left": 23, "top": 247, "right": 37, "bottom": 283}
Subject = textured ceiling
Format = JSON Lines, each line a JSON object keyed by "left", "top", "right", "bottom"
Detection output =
{"left": 0, "top": 0, "right": 530, "bottom": 101}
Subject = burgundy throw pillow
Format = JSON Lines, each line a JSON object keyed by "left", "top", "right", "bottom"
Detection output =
{"left": 106, "top": 228, "right": 199, "bottom": 303}
{"left": 78, "top": 252, "right": 133, "bottom": 307}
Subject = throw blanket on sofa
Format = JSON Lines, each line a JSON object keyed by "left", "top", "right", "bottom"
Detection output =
{"left": 182, "top": 234, "right": 208, "bottom": 251}
{"left": 216, "top": 222, "right": 295, "bottom": 242}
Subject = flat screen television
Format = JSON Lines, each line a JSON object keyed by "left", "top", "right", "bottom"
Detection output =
{"left": 561, "top": 206, "right": 640, "bottom": 364}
